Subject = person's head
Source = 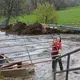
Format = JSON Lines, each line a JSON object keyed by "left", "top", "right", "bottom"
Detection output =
{"left": 56, "top": 36, "right": 61, "bottom": 42}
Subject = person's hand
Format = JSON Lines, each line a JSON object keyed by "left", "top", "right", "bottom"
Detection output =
{"left": 53, "top": 41, "right": 57, "bottom": 47}
{"left": 51, "top": 41, "right": 55, "bottom": 46}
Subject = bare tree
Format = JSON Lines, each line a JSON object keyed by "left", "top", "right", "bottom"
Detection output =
{"left": 0, "top": 0, "right": 26, "bottom": 25}
{"left": 30, "top": 0, "right": 38, "bottom": 10}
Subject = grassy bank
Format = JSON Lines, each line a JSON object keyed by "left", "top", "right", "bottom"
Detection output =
{"left": 58, "top": 6, "right": 80, "bottom": 26}
{"left": 9, "top": 15, "right": 37, "bottom": 24}
{"left": 0, "top": 6, "right": 80, "bottom": 26}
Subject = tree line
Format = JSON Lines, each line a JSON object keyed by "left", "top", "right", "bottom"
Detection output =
{"left": 0, "top": 0, "right": 80, "bottom": 15}
{"left": 0, "top": 0, "right": 80, "bottom": 24}
{"left": 26, "top": 0, "right": 80, "bottom": 13}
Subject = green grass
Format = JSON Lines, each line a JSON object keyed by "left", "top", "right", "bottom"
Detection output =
{"left": 10, "top": 14, "right": 38, "bottom": 24}
{"left": 1, "top": 6, "right": 80, "bottom": 26}
{"left": 0, "top": 16, "right": 6, "bottom": 22}
{"left": 0, "top": 15, "right": 37, "bottom": 24}
{"left": 58, "top": 6, "right": 80, "bottom": 26}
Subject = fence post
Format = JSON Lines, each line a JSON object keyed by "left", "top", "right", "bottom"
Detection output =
{"left": 53, "top": 58, "right": 56, "bottom": 80}
{"left": 23, "top": 38, "right": 32, "bottom": 64}
{"left": 66, "top": 54, "right": 70, "bottom": 80}
{"left": 53, "top": 72, "right": 56, "bottom": 80}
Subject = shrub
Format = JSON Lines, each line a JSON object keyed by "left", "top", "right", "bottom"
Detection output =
{"left": 33, "top": 2, "right": 58, "bottom": 24}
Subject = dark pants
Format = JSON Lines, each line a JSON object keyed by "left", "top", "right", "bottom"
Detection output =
{"left": 52, "top": 56, "right": 63, "bottom": 72}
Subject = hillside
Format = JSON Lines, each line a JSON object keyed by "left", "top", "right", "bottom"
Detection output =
{"left": 1, "top": 6, "right": 80, "bottom": 27}
{"left": 15, "top": 6, "right": 80, "bottom": 27}
{"left": 58, "top": 6, "right": 80, "bottom": 26}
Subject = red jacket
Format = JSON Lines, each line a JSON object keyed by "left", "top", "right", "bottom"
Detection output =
{"left": 52, "top": 41, "right": 62, "bottom": 55}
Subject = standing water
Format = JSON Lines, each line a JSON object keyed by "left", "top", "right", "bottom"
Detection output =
{"left": 0, "top": 31, "right": 80, "bottom": 80}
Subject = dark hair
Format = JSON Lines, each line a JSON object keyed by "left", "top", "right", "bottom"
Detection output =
{"left": 57, "top": 36, "right": 61, "bottom": 42}
{"left": 59, "top": 36, "right": 61, "bottom": 42}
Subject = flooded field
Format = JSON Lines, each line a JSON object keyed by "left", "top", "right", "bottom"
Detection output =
{"left": 0, "top": 32, "right": 80, "bottom": 80}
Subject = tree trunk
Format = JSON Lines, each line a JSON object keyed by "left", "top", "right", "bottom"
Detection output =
{"left": 6, "top": 14, "right": 10, "bottom": 26}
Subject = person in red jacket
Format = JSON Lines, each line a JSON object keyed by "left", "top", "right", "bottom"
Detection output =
{"left": 51, "top": 36, "right": 63, "bottom": 72}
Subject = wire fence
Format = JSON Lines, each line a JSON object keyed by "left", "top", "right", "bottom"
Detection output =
{"left": 0, "top": 34, "right": 53, "bottom": 68}
{"left": 0, "top": 34, "right": 54, "bottom": 63}
{"left": 0, "top": 34, "right": 58, "bottom": 80}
